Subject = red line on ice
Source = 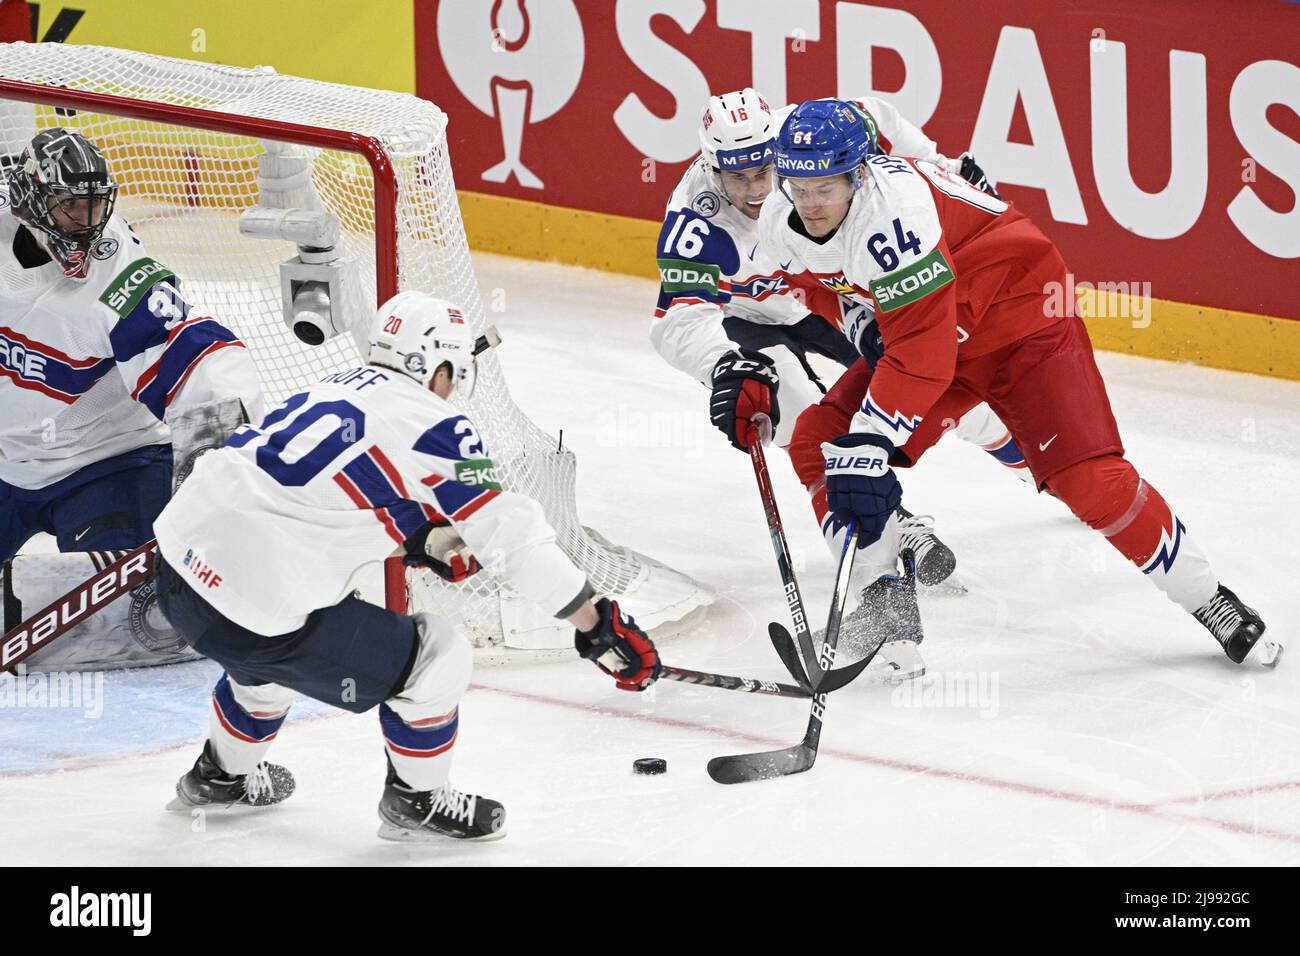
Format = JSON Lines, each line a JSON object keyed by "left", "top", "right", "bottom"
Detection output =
{"left": 468, "top": 682, "right": 1300, "bottom": 846}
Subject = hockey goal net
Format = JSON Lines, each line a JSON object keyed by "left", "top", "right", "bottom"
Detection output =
{"left": 0, "top": 43, "right": 710, "bottom": 655}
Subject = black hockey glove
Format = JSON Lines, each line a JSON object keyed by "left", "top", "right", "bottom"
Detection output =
{"left": 959, "top": 153, "right": 1001, "bottom": 199}
{"left": 710, "top": 348, "right": 779, "bottom": 451}
{"left": 575, "top": 598, "right": 661, "bottom": 691}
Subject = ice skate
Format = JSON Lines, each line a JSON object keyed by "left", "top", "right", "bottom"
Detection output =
{"left": 377, "top": 757, "right": 506, "bottom": 843}
{"left": 896, "top": 506, "right": 961, "bottom": 591}
{"left": 166, "top": 740, "right": 295, "bottom": 811}
{"left": 1194, "top": 584, "right": 1282, "bottom": 667}
{"left": 819, "top": 553, "right": 926, "bottom": 683}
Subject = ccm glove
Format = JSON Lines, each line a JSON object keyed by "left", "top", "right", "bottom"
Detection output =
{"left": 822, "top": 433, "right": 902, "bottom": 548}
{"left": 958, "top": 153, "right": 1001, "bottom": 200}
{"left": 710, "top": 348, "right": 779, "bottom": 451}
{"left": 575, "top": 598, "right": 661, "bottom": 691}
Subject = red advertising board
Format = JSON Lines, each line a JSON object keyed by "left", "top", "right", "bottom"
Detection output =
{"left": 416, "top": 0, "right": 1300, "bottom": 321}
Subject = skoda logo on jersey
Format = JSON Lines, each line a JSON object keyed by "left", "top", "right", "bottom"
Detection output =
{"left": 717, "top": 143, "right": 774, "bottom": 171}
{"left": 659, "top": 265, "right": 718, "bottom": 289}
{"left": 692, "top": 191, "right": 721, "bottom": 218}
{"left": 404, "top": 353, "right": 426, "bottom": 374}
{"left": 92, "top": 237, "right": 119, "bottom": 260}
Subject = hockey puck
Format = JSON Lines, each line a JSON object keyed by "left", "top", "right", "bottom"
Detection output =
{"left": 633, "top": 757, "right": 667, "bottom": 775}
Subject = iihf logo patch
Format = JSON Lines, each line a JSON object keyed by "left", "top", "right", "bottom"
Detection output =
{"left": 182, "top": 549, "right": 193, "bottom": 567}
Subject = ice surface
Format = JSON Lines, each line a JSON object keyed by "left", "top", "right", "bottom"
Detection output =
{"left": 3, "top": 253, "right": 1297, "bottom": 865}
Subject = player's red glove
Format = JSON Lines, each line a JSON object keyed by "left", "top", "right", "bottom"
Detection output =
{"left": 575, "top": 598, "right": 661, "bottom": 691}
{"left": 710, "top": 349, "right": 779, "bottom": 451}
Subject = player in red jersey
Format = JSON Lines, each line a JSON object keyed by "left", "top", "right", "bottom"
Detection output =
{"left": 757, "top": 99, "right": 1280, "bottom": 668}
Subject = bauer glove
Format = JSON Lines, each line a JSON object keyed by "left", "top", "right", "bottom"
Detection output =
{"left": 822, "top": 433, "right": 902, "bottom": 548}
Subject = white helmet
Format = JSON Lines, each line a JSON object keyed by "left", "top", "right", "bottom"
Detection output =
{"left": 698, "top": 88, "right": 777, "bottom": 174}
{"left": 368, "top": 291, "right": 477, "bottom": 398}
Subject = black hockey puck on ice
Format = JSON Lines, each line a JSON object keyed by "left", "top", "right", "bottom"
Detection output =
{"left": 633, "top": 757, "right": 667, "bottom": 775}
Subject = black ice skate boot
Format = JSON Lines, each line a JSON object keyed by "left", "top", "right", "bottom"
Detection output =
{"left": 1194, "top": 584, "right": 1282, "bottom": 667}
{"left": 896, "top": 506, "right": 957, "bottom": 588}
{"left": 167, "top": 740, "right": 295, "bottom": 811}
{"left": 821, "top": 552, "right": 926, "bottom": 683}
{"left": 377, "top": 756, "right": 506, "bottom": 843}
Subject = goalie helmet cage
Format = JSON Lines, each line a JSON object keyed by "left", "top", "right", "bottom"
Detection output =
{"left": 0, "top": 43, "right": 710, "bottom": 656}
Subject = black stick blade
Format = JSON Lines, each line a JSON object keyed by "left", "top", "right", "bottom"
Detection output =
{"left": 706, "top": 745, "right": 817, "bottom": 784}
{"left": 768, "top": 623, "right": 812, "bottom": 689}
{"left": 814, "top": 653, "right": 874, "bottom": 693}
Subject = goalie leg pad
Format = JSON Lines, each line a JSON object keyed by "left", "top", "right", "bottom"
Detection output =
{"left": 7, "top": 550, "right": 196, "bottom": 672}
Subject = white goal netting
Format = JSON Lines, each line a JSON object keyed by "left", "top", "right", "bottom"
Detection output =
{"left": 0, "top": 44, "right": 710, "bottom": 654}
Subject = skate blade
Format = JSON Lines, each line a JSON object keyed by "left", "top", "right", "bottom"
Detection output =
{"left": 1244, "top": 636, "right": 1284, "bottom": 669}
{"left": 376, "top": 821, "right": 508, "bottom": 844}
{"left": 868, "top": 659, "right": 926, "bottom": 684}
{"left": 165, "top": 791, "right": 282, "bottom": 814}
{"left": 920, "top": 577, "right": 967, "bottom": 596}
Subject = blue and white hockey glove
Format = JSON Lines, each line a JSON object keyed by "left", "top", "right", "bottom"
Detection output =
{"left": 843, "top": 304, "right": 885, "bottom": 368}
{"left": 822, "top": 433, "right": 901, "bottom": 548}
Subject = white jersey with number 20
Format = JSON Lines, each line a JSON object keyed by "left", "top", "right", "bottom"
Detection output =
{"left": 154, "top": 365, "right": 587, "bottom": 636}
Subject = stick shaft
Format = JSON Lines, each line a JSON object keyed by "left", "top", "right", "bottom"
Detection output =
{"left": 2, "top": 540, "right": 157, "bottom": 672}
{"left": 660, "top": 664, "right": 811, "bottom": 699}
{"left": 747, "top": 431, "right": 819, "bottom": 681}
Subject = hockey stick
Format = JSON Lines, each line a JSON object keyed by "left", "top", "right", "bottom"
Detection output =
{"left": 1, "top": 539, "right": 158, "bottom": 673}
{"left": 746, "top": 427, "right": 873, "bottom": 693}
{"left": 660, "top": 664, "right": 811, "bottom": 699}
{"left": 706, "top": 523, "right": 863, "bottom": 784}
{"left": 769, "top": 621, "right": 873, "bottom": 693}
{"left": 473, "top": 326, "right": 501, "bottom": 356}
{"left": 746, "top": 425, "right": 819, "bottom": 687}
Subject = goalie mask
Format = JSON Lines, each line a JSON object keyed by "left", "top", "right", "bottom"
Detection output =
{"left": 7, "top": 128, "right": 119, "bottom": 280}
{"left": 368, "top": 291, "right": 477, "bottom": 398}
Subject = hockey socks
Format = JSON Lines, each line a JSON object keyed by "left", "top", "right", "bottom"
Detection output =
{"left": 1047, "top": 455, "right": 1217, "bottom": 612}
{"left": 379, "top": 703, "right": 459, "bottom": 792}
{"left": 208, "top": 673, "right": 294, "bottom": 776}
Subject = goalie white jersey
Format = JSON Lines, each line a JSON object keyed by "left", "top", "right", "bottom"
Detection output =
{"left": 0, "top": 212, "right": 262, "bottom": 489}
{"left": 154, "top": 366, "right": 589, "bottom": 637}
{"left": 651, "top": 95, "right": 955, "bottom": 385}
